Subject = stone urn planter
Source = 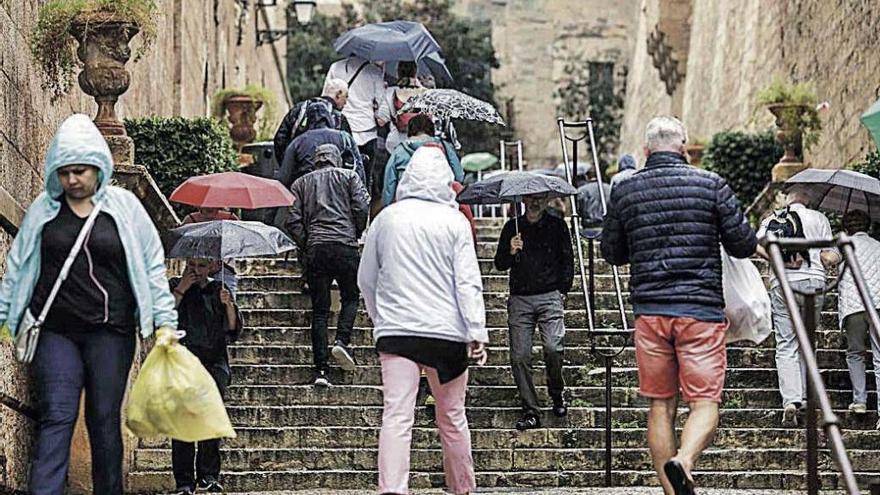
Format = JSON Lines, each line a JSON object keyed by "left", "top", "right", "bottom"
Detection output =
{"left": 685, "top": 143, "right": 704, "bottom": 167}
{"left": 70, "top": 12, "right": 140, "bottom": 137}
{"left": 223, "top": 95, "right": 264, "bottom": 152}
{"left": 767, "top": 103, "right": 810, "bottom": 181}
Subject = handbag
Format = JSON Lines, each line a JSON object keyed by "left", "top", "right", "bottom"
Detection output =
{"left": 15, "top": 201, "right": 104, "bottom": 363}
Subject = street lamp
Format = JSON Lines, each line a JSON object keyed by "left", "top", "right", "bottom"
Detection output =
{"left": 256, "top": 0, "right": 317, "bottom": 46}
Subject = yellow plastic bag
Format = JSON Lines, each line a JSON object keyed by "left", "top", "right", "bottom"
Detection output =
{"left": 126, "top": 328, "right": 236, "bottom": 442}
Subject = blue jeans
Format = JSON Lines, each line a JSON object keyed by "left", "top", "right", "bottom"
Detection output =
{"left": 30, "top": 329, "right": 136, "bottom": 495}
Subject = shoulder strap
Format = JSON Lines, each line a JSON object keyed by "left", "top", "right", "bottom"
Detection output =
{"left": 347, "top": 61, "right": 370, "bottom": 87}
{"left": 36, "top": 200, "right": 104, "bottom": 324}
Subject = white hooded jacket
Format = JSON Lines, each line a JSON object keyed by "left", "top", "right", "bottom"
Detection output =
{"left": 358, "top": 146, "right": 488, "bottom": 344}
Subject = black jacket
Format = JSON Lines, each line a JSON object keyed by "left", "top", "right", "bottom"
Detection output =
{"left": 170, "top": 278, "right": 243, "bottom": 365}
{"left": 494, "top": 214, "right": 574, "bottom": 296}
{"left": 600, "top": 151, "right": 757, "bottom": 310}
{"left": 273, "top": 97, "right": 350, "bottom": 163}
{"left": 275, "top": 104, "right": 364, "bottom": 188}
{"left": 286, "top": 162, "right": 369, "bottom": 250}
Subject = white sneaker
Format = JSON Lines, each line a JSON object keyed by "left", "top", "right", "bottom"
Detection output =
{"left": 782, "top": 403, "right": 798, "bottom": 426}
{"left": 875, "top": 417, "right": 880, "bottom": 430}
{"left": 848, "top": 402, "right": 868, "bottom": 414}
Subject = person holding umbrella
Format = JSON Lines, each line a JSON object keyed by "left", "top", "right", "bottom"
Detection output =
{"left": 181, "top": 207, "right": 240, "bottom": 297}
{"left": 286, "top": 144, "right": 370, "bottom": 386}
{"left": 493, "top": 191, "right": 574, "bottom": 430}
{"left": 168, "top": 257, "right": 243, "bottom": 494}
{"left": 0, "top": 115, "right": 178, "bottom": 494}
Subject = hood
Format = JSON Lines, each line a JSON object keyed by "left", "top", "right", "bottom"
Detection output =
{"left": 306, "top": 101, "right": 334, "bottom": 130}
{"left": 44, "top": 114, "right": 113, "bottom": 200}
{"left": 618, "top": 153, "right": 636, "bottom": 171}
{"left": 313, "top": 143, "right": 342, "bottom": 170}
{"left": 396, "top": 145, "right": 456, "bottom": 206}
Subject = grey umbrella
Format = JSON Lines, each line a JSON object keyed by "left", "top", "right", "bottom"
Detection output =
{"left": 397, "top": 89, "right": 505, "bottom": 125}
{"left": 333, "top": 21, "right": 441, "bottom": 62}
{"left": 164, "top": 220, "right": 296, "bottom": 259}
{"left": 785, "top": 168, "right": 880, "bottom": 219}
{"left": 457, "top": 171, "right": 577, "bottom": 232}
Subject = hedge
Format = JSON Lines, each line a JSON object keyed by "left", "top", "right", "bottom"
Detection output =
{"left": 703, "top": 130, "right": 783, "bottom": 206}
{"left": 124, "top": 116, "right": 239, "bottom": 202}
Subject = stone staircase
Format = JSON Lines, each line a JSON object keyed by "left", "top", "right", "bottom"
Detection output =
{"left": 128, "top": 218, "right": 880, "bottom": 493}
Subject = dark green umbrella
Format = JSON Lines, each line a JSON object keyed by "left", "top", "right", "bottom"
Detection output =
{"left": 461, "top": 152, "right": 499, "bottom": 173}
{"left": 861, "top": 97, "right": 880, "bottom": 149}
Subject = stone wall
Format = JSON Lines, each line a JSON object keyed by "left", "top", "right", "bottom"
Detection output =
{"left": 455, "top": 0, "right": 639, "bottom": 168}
{"left": 620, "top": 0, "right": 879, "bottom": 169}
{"left": 0, "top": 0, "right": 287, "bottom": 492}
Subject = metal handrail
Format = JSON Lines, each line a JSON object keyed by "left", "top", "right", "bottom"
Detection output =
{"left": 556, "top": 117, "right": 631, "bottom": 487}
{"left": 761, "top": 233, "right": 872, "bottom": 495}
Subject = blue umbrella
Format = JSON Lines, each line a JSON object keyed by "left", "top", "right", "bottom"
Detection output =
{"left": 385, "top": 52, "right": 453, "bottom": 86}
{"left": 334, "top": 21, "right": 441, "bottom": 63}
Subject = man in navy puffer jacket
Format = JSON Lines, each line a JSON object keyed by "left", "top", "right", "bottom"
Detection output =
{"left": 601, "top": 116, "right": 757, "bottom": 495}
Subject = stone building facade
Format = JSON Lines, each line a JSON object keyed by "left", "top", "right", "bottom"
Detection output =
{"left": 620, "top": 0, "right": 880, "bottom": 170}
{"left": 455, "top": 0, "right": 639, "bottom": 168}
{"left": 0, "top": 0, "right": 287, "bottom": 491}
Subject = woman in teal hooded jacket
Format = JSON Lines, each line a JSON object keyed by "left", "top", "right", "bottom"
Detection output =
{"left": 0, "top": 114, "right": 177, "bottom": 494}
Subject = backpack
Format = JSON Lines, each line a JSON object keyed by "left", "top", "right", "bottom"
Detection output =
{"left": 765, "top": 207, "right": 810, "bottom": 269}
{"left": 292, "top": 98, "right": 336, "bottom": 138}
{"left": 393, "top": 89, "right": 421, "bottom": 133}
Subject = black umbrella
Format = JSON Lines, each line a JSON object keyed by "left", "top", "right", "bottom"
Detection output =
{"left": 164, "top": 220, "right": 296, "bottom": 259}
{"left": 333, "top": 21, "right": 441, "bottom": 62}
{"left": 457, "top": 171, "right": 577, "bottom": 232}
{"left": 785, "top": 168, "right": 880, "bottom": 219}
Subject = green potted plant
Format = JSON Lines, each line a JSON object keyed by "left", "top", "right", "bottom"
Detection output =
{"left": 31, "top": 0, "right": 158, "bottom": 134}
{"left": 211, "top": 85, "right": 277, "bottom": 152}
{"left": 756, "top": 80, "right": 822, "bottom": 165}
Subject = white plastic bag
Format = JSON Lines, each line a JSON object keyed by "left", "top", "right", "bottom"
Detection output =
{"left": 722, "top": 247, "right": 772, "bottom": 344}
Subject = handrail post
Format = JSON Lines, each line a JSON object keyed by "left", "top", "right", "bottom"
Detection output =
{"left": 762, "top": 234, "right": 860, "bottom": 494}
{"left": 557, "top": 118, "right": 631, "bottom": 488}
{"left": 804, "top": 292, "right": 819, "bottom": 495}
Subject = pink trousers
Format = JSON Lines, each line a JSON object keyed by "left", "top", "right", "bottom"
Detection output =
{"left": 378, "top": 353, "right": 476, "bottom": 495}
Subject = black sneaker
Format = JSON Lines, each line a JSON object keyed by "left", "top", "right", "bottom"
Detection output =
{"left": 552, "top": 397, "right": 568, "bottom": 418}
{"left": 514, "top": 413, "right": 541, "bottom": 431}
{"left": 331, "top": 341, "right": 357, "bottom": 371}
{"left": 313, "top": 370, "right": 331, "bottom": 388}
{"left": 197, "top": 478, "right": 223, "bottom": 492}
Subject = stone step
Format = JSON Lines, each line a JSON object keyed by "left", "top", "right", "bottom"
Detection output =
{"left": 217, "top": 383, "right": 873, "bottom": 410}
{"left": 236, "top": 308, "right": 845, "bottom": 330}
{"left": 132, "top": 446, "right": 872, "bottom": 475}
{"left": 220, "top": 404, "right": 880, "bottom": 430}
{"left": 127, "top": 468, "right": 877, "bottom": 493}
{"left": 226, "top": 364, "right": 865, "bottom": 390}
{"left": 137, "top": 426, "right": 880, "bottom": 452}
{"left": 236, "top": 326, "right": 848, "bottom": 351}
{"left": 228, "top": 344, "right": 857, "bottom": 370}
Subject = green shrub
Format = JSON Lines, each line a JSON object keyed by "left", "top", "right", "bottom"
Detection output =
{"left": 31, "top": 0, "right": 158, "bottom": 100}
{"left": 756, "top": 79, "right": 822, "bottom": 155}
{"left": 703, "top": 130, "right": 783, "bottom": 206}
{"left": 124, "top": 117, "right": 239, "bottom": 206}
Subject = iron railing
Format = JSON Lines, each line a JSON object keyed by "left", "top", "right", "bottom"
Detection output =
{"left": 761, "top": 233, "right": 880, "bottom": 495}
{"left": 556, "top": 118, "right": 630, "bottom": 486}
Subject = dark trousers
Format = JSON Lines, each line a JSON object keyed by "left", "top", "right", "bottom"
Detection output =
{"left": 30, "top": 329, "right": 136, "bottom": 495}
{"left": 307, "top": 243, "right": 361, "bottom": 372}
{"left": 508, "top": 292, "right": 566, "bottom": 416}
{"left": 171, "top": 361, "right": 230, "bottom": 489}
{"left": 358, "top": 139, "right": 377, "bottom": 193}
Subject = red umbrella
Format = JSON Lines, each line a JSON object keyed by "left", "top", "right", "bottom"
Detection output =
{"left": 169, "top": 172, "right": 295, "bottom": 209}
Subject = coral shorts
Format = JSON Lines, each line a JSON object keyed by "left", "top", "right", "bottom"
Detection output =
{"left": 634, "top": 315, "right": 728, "bottom": 403}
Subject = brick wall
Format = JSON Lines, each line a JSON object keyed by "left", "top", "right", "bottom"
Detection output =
{"left": 0, "top": 0, "right": 287, "bottom": 491}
